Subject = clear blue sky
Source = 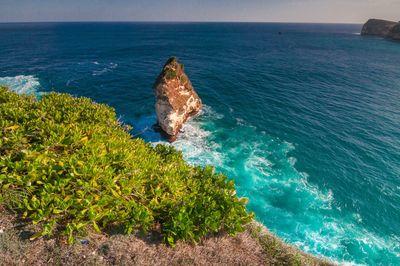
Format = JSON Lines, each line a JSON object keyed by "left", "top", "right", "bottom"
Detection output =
{"left": 1, "top": 0, "right": 399, "bottom": 23}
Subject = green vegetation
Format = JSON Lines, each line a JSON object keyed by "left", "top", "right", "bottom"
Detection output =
{"left": 0, "top": 86, "right": 253, "bottom": 244}
{"left": 163, "top": 56, "right": 179, "bottom": 80}
{"left": 165, "top": 68, "right": 177, "bottom": 80}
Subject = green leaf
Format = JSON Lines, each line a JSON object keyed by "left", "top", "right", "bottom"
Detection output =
{"left": 29, "top": 232, "right": 44, "bottom": 241}
{"left": 0, "top": 86, "right": 252, "bottom": 246}
{"left": 92, "top": 221, "right": 101, "bottom": 233}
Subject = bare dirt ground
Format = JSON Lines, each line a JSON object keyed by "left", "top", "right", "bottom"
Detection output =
{"left": 0, "top": 209, "right": 333, "bottom": 266}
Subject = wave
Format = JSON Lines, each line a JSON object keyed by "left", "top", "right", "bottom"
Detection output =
{"left": 92, "top": 62, "right": 118, "bottom": 76}
{"left": 0, "top": 75, "right": 41, "bottom": 95}
{"left": 133, "top": 105, "right": 400, "bottom": 265}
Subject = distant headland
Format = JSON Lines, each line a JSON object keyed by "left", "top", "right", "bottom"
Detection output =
{"left": 361, "top": 19, "right": 400, "bottom": 40}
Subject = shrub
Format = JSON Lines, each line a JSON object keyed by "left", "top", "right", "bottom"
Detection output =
{"left": 0, "top": 86, "right": 253, "bottom": 244}
{"left": 165, "top": 68, "right": 177, "bottom": 80}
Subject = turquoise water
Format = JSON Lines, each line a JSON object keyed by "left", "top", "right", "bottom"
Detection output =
{"left": 0, "top": 23, "right": 400, "bottom": 265}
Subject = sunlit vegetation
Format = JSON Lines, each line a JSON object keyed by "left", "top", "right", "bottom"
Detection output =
{"left": 0, "top": 86, "right": 253, "bottom": 244}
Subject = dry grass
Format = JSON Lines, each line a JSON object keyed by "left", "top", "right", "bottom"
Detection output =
{"left": 0, "top": 210, "right": 334, "bottom": 266}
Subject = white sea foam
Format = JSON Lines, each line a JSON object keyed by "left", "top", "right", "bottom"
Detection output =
{"left": 235, "top": 117, "right": 246, "bottom": 125}
{"left": 174, "top": 122, "right": 222, "bottom": 166}
{"left": 200, "top": 105, "right": 224, "bottom": 120}
{"left": 300, "top": 218, "right": 400, "bottom": 266}
{"left": 0, "top": 75, "right": 40, "bottom": 95}
{"left": 170, "top": 106, "right": 223, "bottom": 166}
{"left": 137, "top": 104, "right": 399, "bottom": 265}
{"left": 92, "top": 62, "right": 119, "bottom": 76}
{"left": 137, "top": 105, "right": 223, "bottom": 166}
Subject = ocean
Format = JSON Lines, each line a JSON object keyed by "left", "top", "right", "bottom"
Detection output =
{"left": 0, "top": 22, "right": 399, "bottom": 265}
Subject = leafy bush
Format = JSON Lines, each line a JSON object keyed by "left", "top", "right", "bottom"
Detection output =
{"left": 0, "top": 86, "right": 253, "bottom": 244}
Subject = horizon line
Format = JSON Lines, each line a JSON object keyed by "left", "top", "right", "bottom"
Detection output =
{"left": 0, "top": 20, "right": 364, "bottom": 25}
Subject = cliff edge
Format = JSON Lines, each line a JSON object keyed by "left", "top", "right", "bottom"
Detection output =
{"left": 154, "top": 57, "right": 202, "bottom": 141}
{"left": 388, "top": 23, "right": 400, "bottom": 40}
{"left": 361, "top": 19, "right": 400, "bottom": 40}
{"left": 361, "top": 19, "right": 397, "bottom": 37}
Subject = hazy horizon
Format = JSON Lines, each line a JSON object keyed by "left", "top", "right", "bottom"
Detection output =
{"left": 1, "top": 0, "right": 399, "bottom": 24}
{"left": 0, "top": 20, "right": 367, "bottom": 25}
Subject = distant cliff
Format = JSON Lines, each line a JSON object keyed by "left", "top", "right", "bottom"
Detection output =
{"left": 361, "top": 19, "right": 400, "bottom": 40}
{"left": 388, "top": 23, "right": 400, "bottom": 40}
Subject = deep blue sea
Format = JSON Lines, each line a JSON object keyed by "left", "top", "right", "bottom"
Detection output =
{"left": 1, "top": 22, "right": 399, "bottom": 265}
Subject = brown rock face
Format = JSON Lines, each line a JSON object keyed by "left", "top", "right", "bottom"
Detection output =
{"left": 153, "top": 57, "right": 202, "bottom": 141}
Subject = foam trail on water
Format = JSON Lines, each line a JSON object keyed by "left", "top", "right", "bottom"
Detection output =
{"left": 172, "top": 106, "right": 224, "bottom": 166}
{"left": 131, "top": 105, "right": 400, "bottom": 265}
{"left": 92, "top": 62, "right": 118, "bottom": 76}
{"left": 172, "top": 108, "right": 400, "bottom": 265}
{"left": 0, "top": 75, "right": 40, "bottom": 95}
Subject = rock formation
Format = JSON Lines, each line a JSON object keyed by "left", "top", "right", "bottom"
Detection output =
{"left": 153, "top": 57, "right": 202, "bottom": 141}
{"left": 361, "top": 19, "right": 400, "bottom": 40}
{"left": 388, "top": 23, "right": 400, "bottom": 40}
{"left": 361, "top": 19, "right": 397, "bottom": 37}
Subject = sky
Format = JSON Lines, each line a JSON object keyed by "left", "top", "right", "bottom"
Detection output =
{"left": 1, "top": 0, "right": 399, "bottom": 24}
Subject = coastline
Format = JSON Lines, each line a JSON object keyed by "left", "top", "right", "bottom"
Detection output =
{"left": 0, "top": 209, "right": 333, "bottom": 265}
{"left": 0, "top": 86, "right": 333, "bottom": 265}
{"left": 1, "top": 21, "right": 400, "bottom": 264}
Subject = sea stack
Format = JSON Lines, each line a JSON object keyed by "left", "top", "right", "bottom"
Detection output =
{"left": 361, "top": 19, "right": 400, "bottom": 40}
{"left": 153, "top": 57, "right": 202, "bottom": 141}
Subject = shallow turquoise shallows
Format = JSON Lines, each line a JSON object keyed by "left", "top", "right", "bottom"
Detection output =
{"left": 0, "top": 22, "right": 399, "bottom": 265}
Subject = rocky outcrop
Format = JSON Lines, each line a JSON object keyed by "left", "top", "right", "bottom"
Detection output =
{"left": 153, "top": 57, "right": 202, "bottom": 141}
{"left": 361, "top": 19, "right": 397, "bottom": 37}
{"left": 388, "top": 23, "right": 400, "bottom": 40}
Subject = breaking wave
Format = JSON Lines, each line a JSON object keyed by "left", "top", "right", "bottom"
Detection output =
{"left": 134, "top": 106, "right": 400, "bottom": 265}
{"left": 0, "top": 75, "right": 41, "bottom": 95}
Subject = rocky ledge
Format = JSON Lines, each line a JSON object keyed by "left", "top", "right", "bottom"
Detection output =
{"left": 361, "top": 19, "right": 400, "bottom": 40}
{"left": 388, "top": 23, "right": 400, "bottom": 40}
{"left": 153, "top": 57, "right": 202, "bottom": 141}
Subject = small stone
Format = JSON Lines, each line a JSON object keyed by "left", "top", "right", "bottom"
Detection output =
{"left": 79, "top": 239, "right": 90, "bottom": 245}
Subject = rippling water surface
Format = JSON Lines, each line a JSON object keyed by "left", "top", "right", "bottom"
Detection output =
{"left": 1, "top": 22, "right": 400, "bottom": 265}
